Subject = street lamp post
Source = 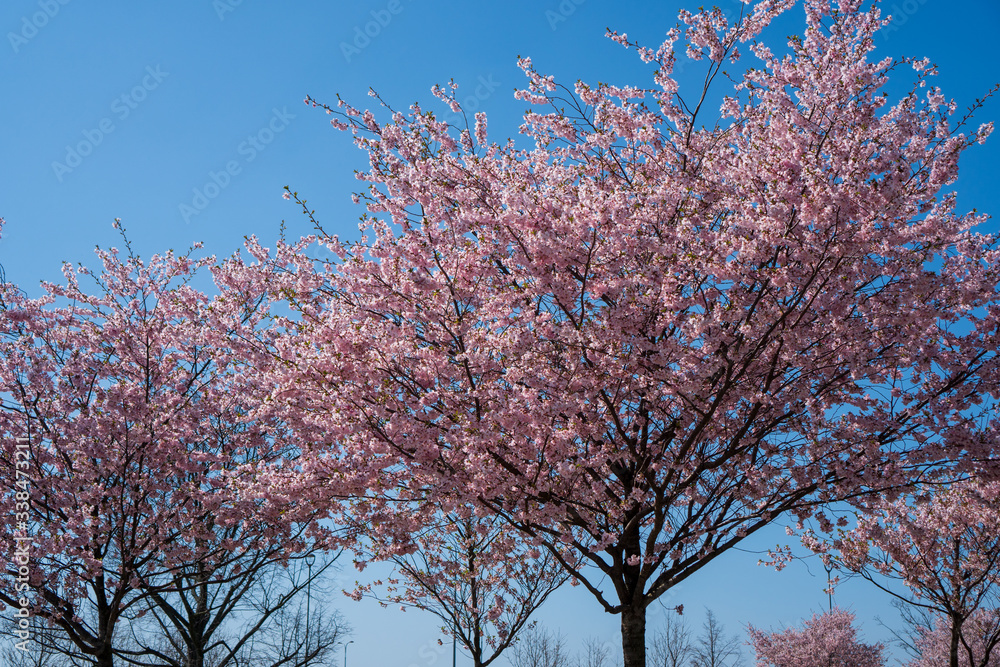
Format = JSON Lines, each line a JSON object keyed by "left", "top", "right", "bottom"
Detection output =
{"left": 824, "top": 560, "right": 834, "bottom": 612}
{"left": 344, "top": 639, "right": 354, "bottom": 667}
{"left": 304, "top": 553, "right": 316, "bottom": 653}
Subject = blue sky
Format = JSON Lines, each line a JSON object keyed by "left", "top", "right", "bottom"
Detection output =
{"left": 2, "top": 1, "right": 998, "bottom": 665}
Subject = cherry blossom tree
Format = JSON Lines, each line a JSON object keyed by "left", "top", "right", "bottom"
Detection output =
{"left": 0, "top": 229, "right": 325, "bottom": 667}
{"left": 907, "top": 609, "right": 1000, "bottom": 667}
{"left": 131, "top": 549, "right": 346, "bottom": 667}
{"left": 748, "top": 608, "right": 884, "bottom": 667}
{"left": 239, "top": 0, "right": 1000, "bottom": 665}
{"left": 0, "top": 617, "right": 74, "bottom": 667}
{"left": 353, "top": 509, "right": 569, "bottom": 667}
{"left": 836, "top": 481, "right": 1000, "bottom": 667}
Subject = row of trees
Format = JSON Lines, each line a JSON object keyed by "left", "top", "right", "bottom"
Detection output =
{"left": 0, "top": 240, "right": 349, "bottom": 667}
{"left": 523, "top": 606, "right": 1000, "bottom": 667}
{"left": 2, "top": 0, "right": 999, "bottom": 665}
{"left": 479, "top": 605, "right": 997, "bottom": 667}
{"left": 1, "top": 560, "right": 348, "bottom": 667}
{"left": 508, "top": 611, "right": 743, "bottom": 667}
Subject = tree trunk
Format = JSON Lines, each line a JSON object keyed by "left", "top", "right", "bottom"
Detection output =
{"left": 950, "top": 619, "right": 961, "bottom": 667}
{"left": 188, "top": 569, "right": 210, "bottom": 667}
{"left": 621, "top": 604, "right": 646, "bottom": 667}
{"left": 95, "top": 642, "right": 115, "bottom": 667}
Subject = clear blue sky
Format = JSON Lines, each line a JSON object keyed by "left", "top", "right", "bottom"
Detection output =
{"left": 2, "top": 1, "right": 998, "bottom": 665}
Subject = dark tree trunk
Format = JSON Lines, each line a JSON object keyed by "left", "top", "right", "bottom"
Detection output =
{"left": 621, "top": 603, "right": 646, "bottom": 667}
{"left": 187, "top": 569, "right": 210, "bottom": 667}
{"left": 950, "top": 618, "right": 961, "bottom": 667}
{"left": 95, "top": 643, "right": 115, "bottom": 667}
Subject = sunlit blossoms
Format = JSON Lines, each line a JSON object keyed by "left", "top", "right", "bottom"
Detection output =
{"left": 2, "top": 0, "right": 997, "bottom": 665}
{"left": 237, "top": 1, "right": 1000, "bottom": 665}
{"left": 749, "top": 608, "right": 885, "bottom": 667}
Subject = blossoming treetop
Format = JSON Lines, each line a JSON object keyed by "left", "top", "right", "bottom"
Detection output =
{"left": 240, "top": 1, "right": 1000, "bottom": 665}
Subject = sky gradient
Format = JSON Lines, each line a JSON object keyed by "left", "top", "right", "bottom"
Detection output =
{"left": 2, "top": 1, "right": 999, "bottom": 665}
